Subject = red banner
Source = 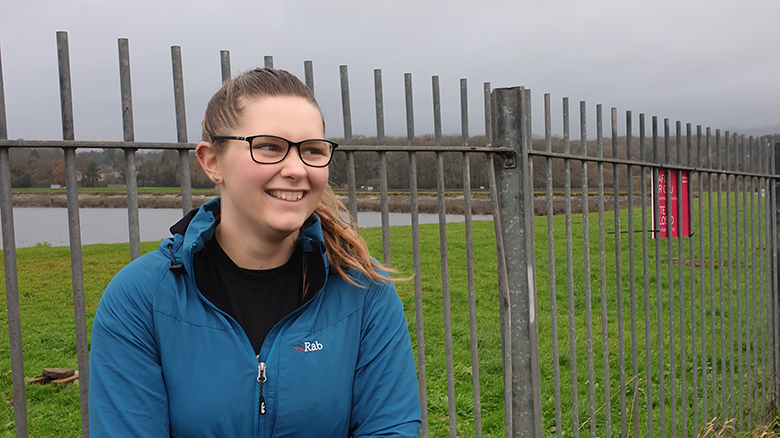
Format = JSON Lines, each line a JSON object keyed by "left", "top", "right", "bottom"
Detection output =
{"left": 652, "top": 169, "right": 691, "bottom": 238}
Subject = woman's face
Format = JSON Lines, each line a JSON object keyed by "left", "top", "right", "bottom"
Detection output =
{"left": 207, "top": 96, "right": 329, "bottom": 242}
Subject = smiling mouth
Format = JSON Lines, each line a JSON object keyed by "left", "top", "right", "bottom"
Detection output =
{"left": 267, "top": 190, "right": 305, "bottom": 201}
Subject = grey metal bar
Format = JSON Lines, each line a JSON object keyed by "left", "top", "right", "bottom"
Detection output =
{"left": 726, "top": 131, "right": 735, "bottom": 421}
{"left": 0, "top": 44, "right": 5, "bottom": 142}
{"left": 432, "top": 76, "right": 442, "bottom": 147}
{"left": 0, "top": 40, "right": 28, "bottom": 438}
{"left": 57, "top": 31, "right": 90, "bottom": 438}
{"left": 492, "top": 86, "right": 542, "bottom": 438}
{"left": 171, "top": 46, "right": 192, "bottom": 214}
{"left": 707, "top": 127, "right": 718, "bottom": 424}
{"left": 264, "top": 55, "right": 273, "bottom": 69}
{"left": 487, "top": 152, "right": 513, "bottom": 437}
{"left": 578, "top": 101, "right": 595, "bottom": 438}
{"left": 304, "top": 61, "right": 314, "bottom": 93}
{"left": 373, "top": 69, "right": 390, "bottom": 267}
{"left": 544, "top": 93, "right": 563, "bottom": 438}
{"left": 639, "top": 113, "right": 654, "bottom": 437}
{"left": 612, "top": 107, "right": 626, "bottom": 437}
{"left": 563, "top": 97, "right": 580, "bottom": 438}
{"left": 663, "top": 118, "right": 677, "bottom": 438}
{"left": 405, "top": 72, "right": 428, "bottom": 438}
{"left": 484, "top": 83, "right": 493, "bottom": 145}
{"left": 652, "top": 115, "right": 666, "bottom": 436}
{"left": 118, "top": 38, "right": 141, "bottom": 261}
{"left": 431, "top": 74, "right": 457, "bottom": 438}
{"left": 735, "top": 133, "right": 744, "bottom": 431}
{"left": 460, "top": 78, "right": 482, "bottom": 438}
{"left": 339, "top": 65, "right": 357, "bottom": 225}
{"left": 595, "top": 103, "right": 611, "bottom": 438}
{"left": 742, "top": 135, "right": 750, "bottom": 428}
{"left": 716, "top": 129, "right": 727, "bottom": 422}
{"left": 625, "top": 110, "right": 640, "bottom": 438}
{"left": 220, "top": 50, "right": 230, "bottom": 83}
{"left": 769, "top": 134, "right": 776, "bottom": 408}
{"left": 757, "top": 140, "right": 766, "bottom": 424}
{"left": 675, "top": 121, "right": 686, "bottom": 437}
{"left": 692, "top": 124, "right": 701, "bottom": 432}
{"left": 749, "top": 145, "right": 758, "bottom": 428}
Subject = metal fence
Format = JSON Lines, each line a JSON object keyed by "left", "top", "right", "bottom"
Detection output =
{"left": 1, "top": 32, "right": 778, "bottom": 438}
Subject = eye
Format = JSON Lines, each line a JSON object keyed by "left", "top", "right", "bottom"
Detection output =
{"left": 300, "top": 142, "right": 329, "bottom": 156}
{"left": 251, "top": 137, "right": 286, "bottom": 153}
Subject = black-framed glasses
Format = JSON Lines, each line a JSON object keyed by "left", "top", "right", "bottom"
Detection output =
{"left": 211, "top": 134, "right": 339, "bottom": 167}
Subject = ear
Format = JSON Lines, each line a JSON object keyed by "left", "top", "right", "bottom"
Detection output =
{"left": 196, "top": 141, "right": 222, "bottom": 184}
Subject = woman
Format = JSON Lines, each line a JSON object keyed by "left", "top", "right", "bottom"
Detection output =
{"left": 89, "top": 68, "right": 422, "bottom": 437}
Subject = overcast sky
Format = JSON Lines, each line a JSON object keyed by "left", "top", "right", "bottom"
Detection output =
{"left": 1, "top": 0, "right": 778, "bottom": 145}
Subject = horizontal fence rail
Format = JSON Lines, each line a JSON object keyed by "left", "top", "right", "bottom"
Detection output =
{"left": 1, "top": 31, "right": 778, "bottom": 438}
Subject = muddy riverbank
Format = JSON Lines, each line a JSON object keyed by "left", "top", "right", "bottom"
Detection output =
{"left": 11, "top": 192, "right": 647, "bottom": 216}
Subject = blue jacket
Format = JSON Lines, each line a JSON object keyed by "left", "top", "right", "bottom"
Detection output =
{"left": 89, "top": 199, "right": 421, "bottom": 437}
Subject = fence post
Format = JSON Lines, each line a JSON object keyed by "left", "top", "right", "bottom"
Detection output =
{"left": 774, "top": 139, "right": 780, "bottom": 402}
{"left": 491, "top": 86, "right": 542, "bottom": 437}
{"left": 171, "top": 46, "right": 192, "bottom": 215}
{"left": 0, "top": 42, "right": 30, "bottom": 438}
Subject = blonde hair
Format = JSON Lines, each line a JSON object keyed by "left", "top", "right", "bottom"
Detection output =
{"left": 201, "top": 68, "right": 391, "bottom": 285}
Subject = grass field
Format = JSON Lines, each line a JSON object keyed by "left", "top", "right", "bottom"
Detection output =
{"left": 1, "top": 186, "right": 779, "bottom": 437}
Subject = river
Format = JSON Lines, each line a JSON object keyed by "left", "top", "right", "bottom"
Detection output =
{"left": 2, "top": 208, "right": 492, "bottom": 248}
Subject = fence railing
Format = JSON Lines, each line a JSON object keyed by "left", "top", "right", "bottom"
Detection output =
{"left": 1, "top": 31, "right": 778, "bottom": 438}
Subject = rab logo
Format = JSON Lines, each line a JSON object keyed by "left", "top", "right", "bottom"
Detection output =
{"left": 294, "top": 341, "right": 323, "bottom": 352}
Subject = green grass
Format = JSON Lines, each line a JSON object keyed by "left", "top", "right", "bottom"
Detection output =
{"left": 12, "top": 187, "right": 219, "bottom": 195}
{"left": 1, "top": 186, "right": 778, "bottom": 437}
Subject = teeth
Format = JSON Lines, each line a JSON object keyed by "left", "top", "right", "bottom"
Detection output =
{"left": 269, "top": 190, "right": 303, "bottom": 201}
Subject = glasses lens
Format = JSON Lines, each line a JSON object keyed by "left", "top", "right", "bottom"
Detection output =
{"left": 250, "top": 136, "right": 288, "bottom": 163}
{"left": 299, "top": 140, "right": 333, "bottom": 167}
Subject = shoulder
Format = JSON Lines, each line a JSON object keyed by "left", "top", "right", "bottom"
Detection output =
{"left": 98, "top": 246, "right": 178, "bottom": 315}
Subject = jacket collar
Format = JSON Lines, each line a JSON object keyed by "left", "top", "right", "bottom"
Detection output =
{"left": 162, "top": 197, "right": 330, "bottom": 286}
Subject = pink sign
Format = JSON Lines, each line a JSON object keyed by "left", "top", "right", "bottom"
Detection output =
{"left": 652, "top": 170, "right": 691, "bottom": 238}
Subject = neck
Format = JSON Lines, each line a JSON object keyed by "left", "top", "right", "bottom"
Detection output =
{"left": 215, "top": 222, "right": 298, "bottom": 270}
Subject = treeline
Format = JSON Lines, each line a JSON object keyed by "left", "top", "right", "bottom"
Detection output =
{"left": 8, "top": 133, "right": 744, "bottom": 190}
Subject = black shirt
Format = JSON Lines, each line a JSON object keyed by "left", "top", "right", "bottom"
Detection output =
{"left": 193, "top": 237, "right": 304, "bottom": 354}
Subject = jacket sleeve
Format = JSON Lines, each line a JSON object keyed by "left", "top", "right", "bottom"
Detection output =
{"left": 349, "top": 280, "right": 422, "bottom": 438}
{"left": 89, "top": 267, "right": 170, "bottom": 437}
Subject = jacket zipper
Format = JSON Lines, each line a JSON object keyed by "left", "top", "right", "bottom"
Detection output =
{"left": 257, "top": 362, "right": 267, "bottom": 415}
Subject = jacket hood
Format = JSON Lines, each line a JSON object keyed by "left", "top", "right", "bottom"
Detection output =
{"left": 160, "top": 198, "right": 329, "bottom": 289}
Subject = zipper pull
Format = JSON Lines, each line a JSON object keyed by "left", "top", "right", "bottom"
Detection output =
{"left": 257, "top": 362, "right": 267, "bottom": 415}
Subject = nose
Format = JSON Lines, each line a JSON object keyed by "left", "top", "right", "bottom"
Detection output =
{"left": 278, "top": 145, "right": 308, "bottom": 178}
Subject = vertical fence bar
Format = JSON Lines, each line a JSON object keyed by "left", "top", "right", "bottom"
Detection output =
{"left": 749, "top": 137, "right": 758, "bottom": 427}
{"left": 773, "top": 138, "right": 779, "bottom": 405}
{"left": 373, "top": 69, "right": 390, "bottom": 267}
{"left": 663, "top": 118, "right": 678, "bottom": 438}
{"left": 491, "top": 85, "right": 542, "bottom": 438}
{"left": 726, "top": 130, "right": 736, "bottom": 422}
{"left": 735, "top": 132, "right": 744, "bottom": 431}
{"left": 757, "top": 138, "right": 766, "bottom": 424}
{"left": 595, "top": 103, "right": 611, "bottom": 438}
{"left": 692, "top": 123, "right": 702, "bottom": 431}
{"left": 460, "top": 78, "right": 483, "bottom": 438}
{"left": 171, "top": 46, "right": 192, "bottom": 215}
{"left": 578, "top": 101, "right": 595, "bottom": 438}
{"left": 545, "top": 93, "right": 562, "bottom": 438}
{"left": 118, "top": 38, "right": 141, "bottom": 261}
{"left": 652, "top": 115, "right": 666, "bottom": 435}
{"left": 625, "top": 110, "right": 640, "bottom": 437}
{"left": 264, "top": 55, "right": 273, "bottom": 69}
{"left": 57, "top": 31, "right": 90, "bottom": 438}
{"left": 0, "top": 41, "right": 29, "bottom": 438}
{"left": 220, "top": 50, "right": 231, "bottom": 83}
{"left": 675, "top": 121, "right": 687, "bottom": 436}
{"left": 639, "top": 113, "right": 654, "bottom": 437}
{"left": 432, "top": 75, "right": 457, "bottom": 438}
{"left": 611, "top": 107, "right": 626, "bottom": 437}
{"left": 405, "top": 73, "right": 428, "bottom": 438}
{"left": 717, "top": 129, "right": 727, "bottom": 422}
{"left": 563, "top": 97, "right": 580, "bottom": 438}
{"left": 706, "top": 127, "right": 718, "bottom": 423}
{"left": 486, "top": 81, "right": 514, "bottom": 436}
{"left": 339, "top": 65, "right": 358, "bottom": 226}
{"left": 304, "top": 61, "right": 314, "bottom": 93}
